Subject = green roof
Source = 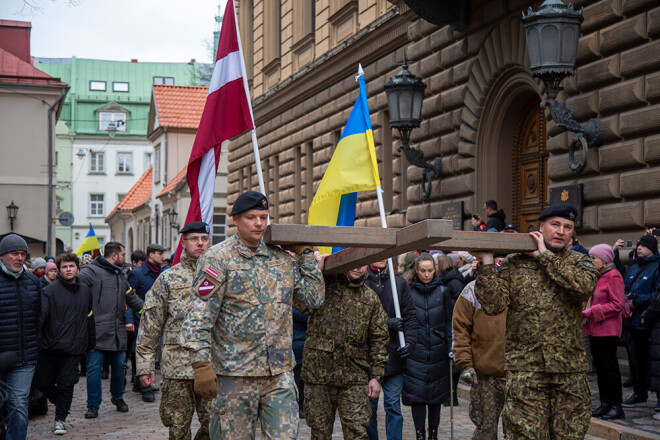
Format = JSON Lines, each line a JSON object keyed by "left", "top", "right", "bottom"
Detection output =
{"left": 35, "top": 57, "right": 202, "bottom": 136}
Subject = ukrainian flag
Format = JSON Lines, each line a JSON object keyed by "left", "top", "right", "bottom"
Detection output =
{"left": 308, "top": 66, "right": 381, "bottom": 254}
{"left": 75, "top": 224, "right": 101, "bottom": 257}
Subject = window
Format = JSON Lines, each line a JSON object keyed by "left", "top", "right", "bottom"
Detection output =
{"left": 97, "top": 236, "right": 105, "bottom": 249}
{"left": 99, "top": 112, "right": 127, "bottom": 132}
{"left": 117, "top": 193, "right": 126, "bottom": 203}
{"left": 212, "top": 212, "right": 227, "bottom": 245}
{"left": 264, "top": 0, "right": 281, "bottom": 65}
{"left": 238, "top": 0, "right": 254, "bottom": 80}
{"left": 117, "top": 152, "right": 133, "bottom": 173}
{"left": 144, "top": 152, "right": 152, "bottom": 171}
{"left": 113, "top": 81, "right": 129, "bottom": 92}
{"left": 161, "top": 219, "right": 168, "bottom": 249}
{"left": 55, "top": 151, "right": 59, "bottom": 168}
{"left": 89, "top": 194, "right": 104, "bottom": 217}
{"left": 90, "top": 151, "right": 105, "bottom": 173}
{"left": 153, "top": 76, "right": 174, "bottom": 85}
{"left": 90, "top": 81, "right": 106, "bottom": 91}
{"left": 56, "top": 199, "right": 62, "bottom": 211}
{"left": 154, "top": 146, "right": 161, "bottom": 183}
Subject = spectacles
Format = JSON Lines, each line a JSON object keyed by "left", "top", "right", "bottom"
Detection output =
{"left": 183, "top": 236, "right": 210, "bottom": 243}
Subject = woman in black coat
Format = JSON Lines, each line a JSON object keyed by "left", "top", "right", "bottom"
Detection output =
{"left": 402, "top": 253, "right": 453, "bottom": 440}
{"left": 641, "top": 288, "right": 660, "bottom": 411}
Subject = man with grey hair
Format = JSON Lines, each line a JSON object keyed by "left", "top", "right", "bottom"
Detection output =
{"left": 0, "top": 234, "right": 41, "bottom": 440}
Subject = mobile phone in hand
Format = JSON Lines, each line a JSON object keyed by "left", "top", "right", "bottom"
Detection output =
{"left": 625, "top": 240, "right": 633, "bottom": 247}
{"left": 653, "top": 229, "right": 660, "bottom": 237}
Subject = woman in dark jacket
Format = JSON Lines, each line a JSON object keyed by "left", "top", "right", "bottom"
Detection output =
{"left": 641, "top": 288, "right": 660, "bottom": 412}
{"left": 435, "top": 255, "right": 467, "bottom": 303}
{"left": 402, "top": 253, "right": 453, "bottom": 440}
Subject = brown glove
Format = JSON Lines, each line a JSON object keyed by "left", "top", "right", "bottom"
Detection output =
{"left": 192, "top": 361, "right": 218, "bottom": 398}
{"left": 281, "top": 244, "right": 313, "bottom": 255}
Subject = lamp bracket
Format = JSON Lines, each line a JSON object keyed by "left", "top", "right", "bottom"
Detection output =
{"left": 543, "top": 98, "right": 602, "bottom": 174}
{"left": 398, "top": 143, "right": 442, "bottom": 199}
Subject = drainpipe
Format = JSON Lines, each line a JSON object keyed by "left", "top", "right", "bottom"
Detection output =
{"left": 163, "top": 127, "right": 168, "bottom": 183}
{"left": 47, "top": 88, "right": 68, "bottom": 256}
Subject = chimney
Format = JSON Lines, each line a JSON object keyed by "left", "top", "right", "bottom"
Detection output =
{"left": 131, "top": 58, "right": 138, "bottom": 63}
{"left": 189, "top": 58, "right": 196, "bottom": 65}
{"left": 0, "top": 20, "right": 32, "bottom": 63}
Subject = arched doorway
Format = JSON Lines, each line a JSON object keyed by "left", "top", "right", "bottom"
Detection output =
{"left": 512, "top": 98, "right": 549, "bottom": 232}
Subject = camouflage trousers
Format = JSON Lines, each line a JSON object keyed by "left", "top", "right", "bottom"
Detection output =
{"left": 304, "top": 383, "right": 370, "bottom": 440}
{"left": 503, "top": 371, "right": 591, "bottom": 440}
{"left": 159, "top": 378, "right": 212, "bottom": 440}
{"left": 210, "top": 371, "right": 299, "bottom": 439}
{"left": 469, "top": 375, "right": 509, "bottom": 440}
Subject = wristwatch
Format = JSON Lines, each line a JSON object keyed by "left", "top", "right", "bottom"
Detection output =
{"left": 301, "top": 248, "right": 314, "bottom": 255}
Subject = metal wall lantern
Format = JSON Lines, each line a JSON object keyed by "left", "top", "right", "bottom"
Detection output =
{"left": 523, "top": 0, "right": 602, "bottom": 173}
{"left": 6, "top": 200, "right": 18, "bottom": 232}
{"left": 168, "top": 208, "right": 180, "bottom": 232}
{"left": 385, "top": 52, "right": 441, "bottom": 199}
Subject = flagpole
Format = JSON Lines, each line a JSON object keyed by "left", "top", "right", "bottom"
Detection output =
{"left": 231, "top": 0, "right": 266, "bottom": 199}
{"left": 358, "top": 63, "right": 405, "bottom": 348}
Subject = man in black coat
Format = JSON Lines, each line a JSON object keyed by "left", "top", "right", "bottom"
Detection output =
{"left": 34, "top": 252, "right": 95, "bottom": 435}
{"left": 0, "top": 234, "right": 40, "bottom": 440}
{"left": 366, "top": 259, "right": 418, "bottom": 440}
{"left": 471, "top": 199, "right": 506, "bottom": 232}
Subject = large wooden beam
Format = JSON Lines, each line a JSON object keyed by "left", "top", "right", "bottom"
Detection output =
{"left": 323, "top": 219, "right": 454, "bottom": 274}
{"left": 428, "top": 231, "right": 537, "bottom": 253}
{"left": 263, "top": 224, "right": 397, "bottom": 248}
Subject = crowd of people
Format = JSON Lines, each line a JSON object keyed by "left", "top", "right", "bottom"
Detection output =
{"left": 1, "top": 194, "right": 660, "bottom": 440}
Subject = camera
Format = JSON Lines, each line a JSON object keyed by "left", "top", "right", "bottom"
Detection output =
{"left": 625, "top": 240, "right": 633, "bottom": 247}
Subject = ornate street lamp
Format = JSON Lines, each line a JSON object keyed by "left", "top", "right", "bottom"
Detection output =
{"left": 168, "top": 208, "right": 180, "bottom": 233}
{"left": 385, "top": 51, "right": 441, "bottom": 199}
{"left": 6, "top": 200, "right": 19, "bottom": 232}
{"left": 523, "top": 0, "right": 602, "bottom": 173}
{"left": 76, "top": 148, "right": 86, "bottom": 159}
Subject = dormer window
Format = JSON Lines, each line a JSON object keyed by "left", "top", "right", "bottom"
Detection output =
{"left": 99, "top": 112, "right": 127, "bottom": 132}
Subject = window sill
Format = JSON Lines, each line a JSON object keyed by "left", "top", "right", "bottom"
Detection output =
{"left": 116, "top": 172, "right": 134, "bottom": 176}
{"left": 88, "top": 172, "right": 106, "bottom": 176}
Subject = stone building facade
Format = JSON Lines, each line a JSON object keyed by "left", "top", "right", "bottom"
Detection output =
{"left": 227, "top": 0, "right": 660, "bottom": 247}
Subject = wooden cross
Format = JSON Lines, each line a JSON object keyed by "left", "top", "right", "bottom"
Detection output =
{"left": 264, "top": 220, "right": 537, "bottom": 274}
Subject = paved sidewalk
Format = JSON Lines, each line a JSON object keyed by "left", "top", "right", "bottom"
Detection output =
{"left": 27, "top": 372, "right": 609, "bottom": 439}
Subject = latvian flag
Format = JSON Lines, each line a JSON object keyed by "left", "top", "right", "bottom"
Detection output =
{"left": 174, "top": 0, "right": 254, "bottom": 263}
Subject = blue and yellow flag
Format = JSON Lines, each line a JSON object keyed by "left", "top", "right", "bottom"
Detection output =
{"left": 308, "top": 66, "right": 381, "bottom": 254}
{"left": 75, "top": 224, "right": 101, "bottom": 257}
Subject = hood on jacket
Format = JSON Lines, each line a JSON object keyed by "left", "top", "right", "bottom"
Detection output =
{"left": 439, "top": 268, "right": 463, "bottom": 284}
{"left": 94, "top": 256, "right": 123, "bottom": 274}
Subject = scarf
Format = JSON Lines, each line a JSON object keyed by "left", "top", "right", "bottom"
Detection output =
{"left": 0, "top": 260, "right": 24, "bottom": 279}
{"left": 145, "top": 259, "right": 161, "bottom": 276}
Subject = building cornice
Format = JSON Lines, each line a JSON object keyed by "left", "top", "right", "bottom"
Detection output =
{"left": 252, "top": 6, "right": 413, "bottom": 126}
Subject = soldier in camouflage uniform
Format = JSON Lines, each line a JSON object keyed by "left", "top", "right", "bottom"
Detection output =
{"left": 136, "top": 221, "right": 213, "bottom": 440}
{"left": 300, "top": 264, "right": 389, "bottom": 440}
{"left": 474, "top": 203, "right": 599, "bottom": 440}
{"left": 181, "top": 191, "right": 325, "bottom": 439}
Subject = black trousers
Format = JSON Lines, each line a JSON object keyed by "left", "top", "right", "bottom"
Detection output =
{"left": 33, "top": 353, "right": 80, "bottom": 421}
{"left": 590, "top": 336, "right": 623, "bottom": 405}
{"left": 631, "top": 328, "right": 651, "bottom": 397}
{"left": 411, "top": 404, "right": 441, "bottom": 430}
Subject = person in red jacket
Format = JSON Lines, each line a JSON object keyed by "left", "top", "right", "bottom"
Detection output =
{"left": 583, "top": 244, "right": 627, "bottom": 420}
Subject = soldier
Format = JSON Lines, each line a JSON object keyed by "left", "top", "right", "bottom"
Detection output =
{"left": 474, "top": 203, "right": 599, "bottom": 439}
{"left": 181, "top": 191, "right": 325, "bottom": 439}
{"left": 136, "top": 221, "right": 213, "bottom": 440}
{"left": 301, "top": 263, "right": 389, "bottom": 440}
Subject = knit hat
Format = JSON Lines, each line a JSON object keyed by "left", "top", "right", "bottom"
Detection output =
{"left": 32, "top": 257, "right": 47, "bottom": 270}
{"left": 0, "top": 233, "right": 28, "bottom": 256}
{"left": 637, "top": 234, "right": 658, "bottom": 254}
{"left": 456, "top": 251, "right": 476, "bottom": 264}
{"left": 45, "top": 262, "right": 58, "bottom": 274}
{"left": 80, "top": 253, "right": 93, "bottom": 268}
{"left": 589, "top": 244, "right": 615, "bottom": 270}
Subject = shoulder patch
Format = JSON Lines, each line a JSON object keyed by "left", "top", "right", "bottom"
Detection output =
{"left": 579, "top": 260, "right": 596, "bottom": 270}
{"left": 267, "top": 259, "right": 285, "bottom": 267}
{"left": 228, "top": 263, "right": 250, "bottom": 271}
{"left": 205, "top": 267, "right": 220, "bottom": 278}
{"left": 197, "top": 275, "right": 221, "bottom": 301}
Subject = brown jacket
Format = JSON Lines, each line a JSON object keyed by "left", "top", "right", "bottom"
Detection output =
{"left": 452, "top": 281, "right": 506, "bottom": 377}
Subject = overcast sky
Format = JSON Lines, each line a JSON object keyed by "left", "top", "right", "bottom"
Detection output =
{"left": 0, "top": 0, "right": 221, "bottom": 63}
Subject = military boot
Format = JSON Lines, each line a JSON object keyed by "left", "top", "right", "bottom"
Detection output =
{"left": 428, "top": 426, "right": 438, "bottom": 440}
{"left": 592, "top": 402, "right": 610, "bottom": 417}
{"left": 415, "top": 428, "right": 425, "bottom": 440}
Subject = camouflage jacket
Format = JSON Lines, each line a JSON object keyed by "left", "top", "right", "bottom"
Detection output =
{"left": 136, "top": 251, "right": 199, "bottom": 379}
{"left": 475, "top": 249, "right": 599, "bottom": 373}
{"left": 181, "top": 234, "right": 325, "bottom": 376}
{"left": 301, "top": 274, "right": 389, "bottom": 386}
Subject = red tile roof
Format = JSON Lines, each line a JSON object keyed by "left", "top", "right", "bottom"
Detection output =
{"left": 105, "top": 166, "right": 153, "bottom": 221}
{"left": 157, "top": 165, "right": 187, "bottom": 198}
{"left": 0, "top": 47, "right": 67, "bottom": 86}
{"left": 153, "top": 85, "right": 207, "bottom": 129}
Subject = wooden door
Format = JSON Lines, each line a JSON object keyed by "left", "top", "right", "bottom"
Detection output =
{"left": 512, "top": 99, "right": 548, "bottom": 232}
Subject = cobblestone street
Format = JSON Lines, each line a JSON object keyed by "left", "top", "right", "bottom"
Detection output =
{"left": 24, "top": 372, "right": 632, "bottom": 439}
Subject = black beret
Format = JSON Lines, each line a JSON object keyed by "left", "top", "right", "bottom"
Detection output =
{"left": 538, "top": 203, "right": 578, "bottom": 222}
{"left": 230, "top": 191, "right": 269, "bottom": 216}
{"left": 180, "top": 221, "right": 210, "bottom": 235}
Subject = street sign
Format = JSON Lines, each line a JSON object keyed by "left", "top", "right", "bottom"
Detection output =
{"left": 58, "top": 211, "right": 74, "bottom": 226}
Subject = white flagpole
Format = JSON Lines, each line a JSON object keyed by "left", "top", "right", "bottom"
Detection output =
{"left": 358, "top": 64, "right": 405, "bottom": 348}
{"left": 231, "top": 0, "right": 267, "bottom": 200}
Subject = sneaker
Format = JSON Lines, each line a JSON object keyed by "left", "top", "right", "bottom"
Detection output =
{"left": 84, "top": 407, "right": 98, "bottom": 419}
{"left": 53, "top": 420, "right": 66, "bottom": 435}
{"left": 622, "top": 393, "right": 647, "bottom": 407}
{"left": 111, "top": 398, "right": 129, "bottom": 412}
{"left": 141, "top": 387, "right": 155, "bottom": 403}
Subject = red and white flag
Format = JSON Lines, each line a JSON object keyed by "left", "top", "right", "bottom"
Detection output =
{"left": 174, "top": 0, "right": 253, "bottom": 264}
